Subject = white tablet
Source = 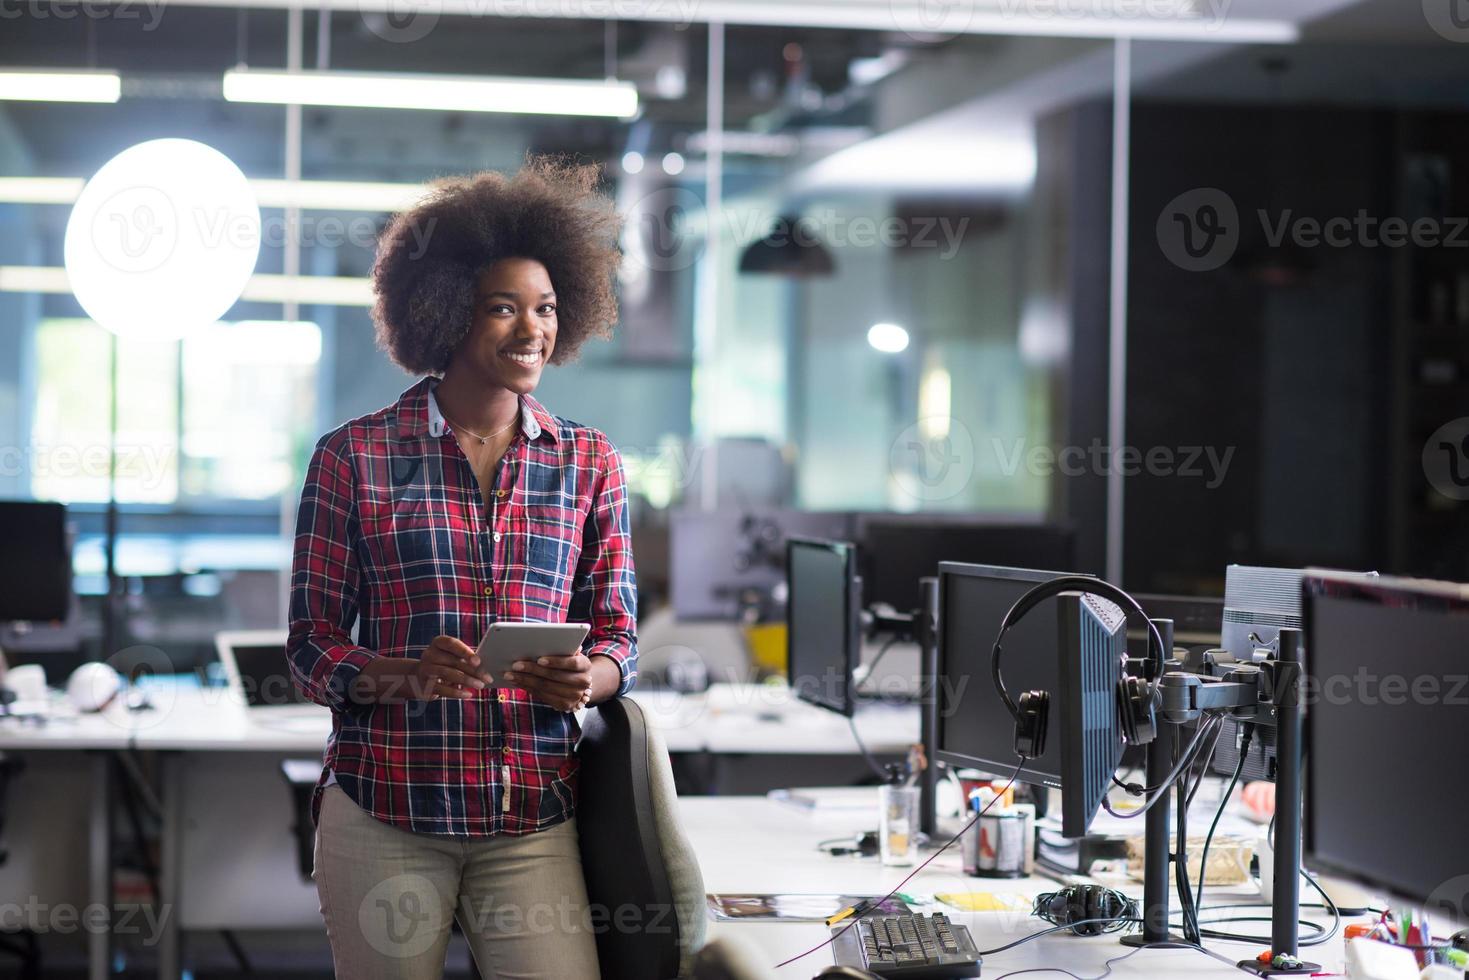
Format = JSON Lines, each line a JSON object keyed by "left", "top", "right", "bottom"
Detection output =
{"left": 473, "top": 621, "right": 591, "bottom": 688}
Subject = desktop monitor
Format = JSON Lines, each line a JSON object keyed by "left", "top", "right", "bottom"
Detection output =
{"left": 1056, "top": 591, "right": 1129, "bottom": 839}
{"left": 1212, "top": 564, "right": 1376, "bottom": 781}
{"left": 934, "top": 563, "right": 1093, "bottom": 791}
{"left": 1302, "top": 572, "right": 1469, "bottom": 916}
{"left": 0, "top": 500, "right": 71, "bottom": 623}
{"left": 670, "top": 509, "right": 853, "bottom": 621}
{"left": 854, "top": 518, "right": 1077, "bottom": 614}
{"left": 785, "top": 538, "right": 861, "bottom": 717}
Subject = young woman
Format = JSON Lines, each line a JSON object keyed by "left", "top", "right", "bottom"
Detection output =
{"left": 287, "top": 158, "right": 636, "bottom": 979}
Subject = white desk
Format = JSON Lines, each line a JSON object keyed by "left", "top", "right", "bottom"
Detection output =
{"left": 40, "top": 681, "right": 910, "bottom": 980}
{"left": 0, "top": 706, "right": 136, "bottom": 980}
{"left": 683, "top": 795, "right": 1351, "bottom": 979}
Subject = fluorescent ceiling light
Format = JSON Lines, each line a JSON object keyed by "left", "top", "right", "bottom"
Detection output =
{"left": 0, "top": 267, "right": 373, "bottom": 308}
{"left": 223, "top": 69, "right": 639, "bottom": 118}
{"left": 0, "top": 70, "right": 121, "bottom": 103}
{"left": 0, "top": 177, "right": 427, "bottom": 213}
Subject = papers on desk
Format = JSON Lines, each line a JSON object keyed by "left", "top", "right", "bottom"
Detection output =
{"left": 707, "top": 894, "right": 911, "bottom": 922}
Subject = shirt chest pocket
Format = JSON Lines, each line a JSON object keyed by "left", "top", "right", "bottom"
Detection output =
{"left": 518, "top": 505, "right": 584, "bottom": 602}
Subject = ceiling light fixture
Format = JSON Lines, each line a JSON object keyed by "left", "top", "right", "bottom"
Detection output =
{"left": 0, "top": 69, "right": 121, "bottom": 103}
{"left": 223, "top": 68, "right": 639, "bottom": 118}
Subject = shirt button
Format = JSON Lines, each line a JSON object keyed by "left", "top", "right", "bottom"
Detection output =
{"left": 493, "top": 532, "right": 502, "bottom": 543}
{"left": 495, "top": 489, "right": 507, "bottom": 499}
{"left": 483, "top": 585, "right": 494, "bottom": 596}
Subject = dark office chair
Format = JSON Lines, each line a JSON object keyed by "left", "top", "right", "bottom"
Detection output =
{"left": 278, "top": 759, "right": 321, "bottom": 881}
{"left": 577, "top": 697, "right": 706, "bottom": 979}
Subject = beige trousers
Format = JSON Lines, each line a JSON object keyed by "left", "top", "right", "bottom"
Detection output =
{"left": 313, "top": 785, "right": 602, "bottom": 980}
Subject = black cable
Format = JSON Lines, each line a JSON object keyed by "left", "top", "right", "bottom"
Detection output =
{"left": 855, "top": 636, "right": 901, "bottom": 696}
{"left": 988, "top": 941, "right": 1149, "bottom": 980}
{"left": 847, "top": 715, "right": 889, "bottom": 781}
{"left": 773, "top": 760, "right": 1026, "bottom": 970}
{"left": 1194, "top": 724, "right": 1251, "bottom": 922}
{"left": 976, "top": 917, "right": 1142, "bottom": 956}
{"left": 1100, "top": 717, "right": 1220, "bottom": 821}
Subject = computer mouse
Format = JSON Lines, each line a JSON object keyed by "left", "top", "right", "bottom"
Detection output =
{"left": 1451, "top": 929, "right": 1469, "bottom": 953}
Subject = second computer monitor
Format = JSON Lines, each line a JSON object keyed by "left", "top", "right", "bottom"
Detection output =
{"left": 785, "top": 537, "right": 862, "bottom": 717}
{"left": 1303, "top": 572, "right": 1469, "bottom": 917}
{"left": 935, "top": 563, "right": 1093, "bottom": 790}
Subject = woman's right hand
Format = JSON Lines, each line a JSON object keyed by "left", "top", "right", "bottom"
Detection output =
{"left": 351, "top": 636, "right": 488, "bottom": 703}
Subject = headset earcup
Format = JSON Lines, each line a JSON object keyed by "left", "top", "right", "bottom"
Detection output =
{"left": 1117, "top": 676, "right": 1158, "bottom": 746}
{"left": 1015, "top": 689, "right": 1050, "bottom": 758}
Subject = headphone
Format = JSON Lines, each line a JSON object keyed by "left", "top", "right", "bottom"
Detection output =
{"left": 990, "top": 576, "right": 1168, "bottom": 760}
{"left": 1033, "top": 884, "right": 1139, "bottom": 937}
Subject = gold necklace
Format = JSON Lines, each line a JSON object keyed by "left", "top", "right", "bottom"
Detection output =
{"left": 441, "top": 408, "right": 518, "bottom": 446}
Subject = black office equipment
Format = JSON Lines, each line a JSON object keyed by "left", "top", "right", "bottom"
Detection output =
{"left": 854, "top": 518, "right": 1076, "bottom": 614}
{"left": 578, "top": 697, "right": 706, "bottom": 980}
{"left": 786, "top": 538, "right": 862, "bottom": 717}
{"left": 670, "top": 509, "right": 852, "bottom": 621}
{"left": 830, "top": 912, "right": 982, "bottom": 978}
{"left": 934, "top": 563, "right": 1092, "bottom": 790}
{"left": 1056, "top": 592, "right": 1129, "bottom": 840}
{"left": 1302, "top": 572, "right": 1469, "bottom": 917}
{"left": 0, "top": 500, "right": 70, "bottom": 623}
{"left": 1205, "top": 565, "right": 1375, "bottom": 782}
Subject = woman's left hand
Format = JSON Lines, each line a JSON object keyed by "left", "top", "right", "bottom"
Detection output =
{"left": 503, "top": 653, "right": 607, "bottom": 712}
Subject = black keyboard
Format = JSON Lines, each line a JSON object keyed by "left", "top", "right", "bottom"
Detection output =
{"left": 831, "top": 912, "right": 982, "bottom": 978}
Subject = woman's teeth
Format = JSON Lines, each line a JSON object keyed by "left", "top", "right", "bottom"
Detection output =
{"left": 504, "top": 350, "right": 541, "bottom": 366}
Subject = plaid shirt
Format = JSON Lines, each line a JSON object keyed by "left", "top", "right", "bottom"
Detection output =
{"left": 287, "top": 377, "right": 637, "bottom": 836}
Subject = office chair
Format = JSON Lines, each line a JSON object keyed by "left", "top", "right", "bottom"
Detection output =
{"left": 577, "top": 697, "right": 707, "bottom": 979}
{"left": 278, "top": 759, "right": 321, "bottom": 881}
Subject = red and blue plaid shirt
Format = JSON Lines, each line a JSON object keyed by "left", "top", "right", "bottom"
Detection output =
{"left": 287, "top": 377, "right": 638, "bottom": 836}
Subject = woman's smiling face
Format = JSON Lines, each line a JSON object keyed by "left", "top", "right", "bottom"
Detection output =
{"left": 453, "top": 257, "right": 558, "bottom": 395}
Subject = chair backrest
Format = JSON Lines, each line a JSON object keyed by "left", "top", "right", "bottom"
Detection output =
{"left": 577, "top": 696, "right": 706, "bottom": 979}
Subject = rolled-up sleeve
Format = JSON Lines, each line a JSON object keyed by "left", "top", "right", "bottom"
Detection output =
{"left": 574, "top": 442, "right": 638, "bottom": 697}
{"left": 286, "top": 430, "right": 377, "bottom": 709}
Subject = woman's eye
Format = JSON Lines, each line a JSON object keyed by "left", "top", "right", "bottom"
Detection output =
{"left": 488, "top": 304, "right": 513, "bottom": 315}
{"left": 537, "top": 304, "right": 556, "bottom": 315}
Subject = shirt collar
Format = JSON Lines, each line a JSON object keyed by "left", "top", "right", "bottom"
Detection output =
{"left": 393, "top": 377, "right": 557, "bottom": 444}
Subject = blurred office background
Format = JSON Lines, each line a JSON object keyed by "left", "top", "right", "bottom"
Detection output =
{"left": 0, "top": 4, "right": 1464, "bottom": 707}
